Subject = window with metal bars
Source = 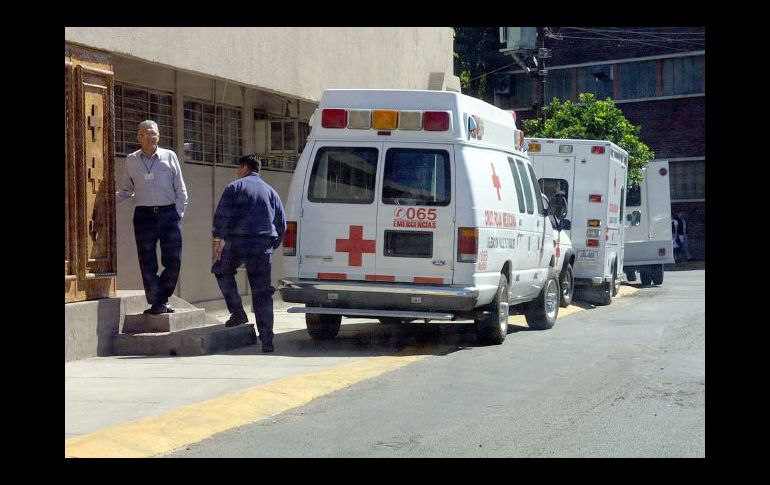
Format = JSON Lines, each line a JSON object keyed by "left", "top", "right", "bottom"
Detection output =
{"left": 114, "top": 83, "right": 174, "bottom": 155}
{"left": 183, "top": 99, "right": 242, "bottom": 165}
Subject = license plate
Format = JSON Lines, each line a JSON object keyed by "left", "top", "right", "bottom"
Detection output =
{"left": 578, "top": 250, "right": 598, "bottom": 261}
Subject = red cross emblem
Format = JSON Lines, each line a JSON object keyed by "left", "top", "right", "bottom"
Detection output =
{"left": 336, "top": 225, "right": 376, "bottom": 267}
{"left": 490, "top": 163, "right": 501, "bottom": 201}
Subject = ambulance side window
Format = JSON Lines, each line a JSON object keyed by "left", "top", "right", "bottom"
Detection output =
{"left": 526, "top": 164, "right": 546, "bottom": 216}
{"left": 382, "top": 148, "right": 450, "bottom": 206}
{"left": 507, "top": 156, "right": 526, "bottom": 213}
{"left": 515, "top": 159, "right": 535, "bottom": 215}
{"left": 308, "top": 147, "right": 378, "bottom": 204}
{"left": 626, "top": 183, "right": 641, "bottom": 207}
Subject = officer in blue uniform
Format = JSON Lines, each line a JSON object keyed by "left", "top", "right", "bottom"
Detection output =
{"left": 212, "top": 155, "right": 286, "bottom": 352}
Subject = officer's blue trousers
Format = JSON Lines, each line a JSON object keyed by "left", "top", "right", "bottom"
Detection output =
{"left": 212, "top": 236, "right": 275, "bottom": 344}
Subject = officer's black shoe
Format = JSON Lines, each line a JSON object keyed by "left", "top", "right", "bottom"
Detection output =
{"left": 261, "top": 341, "right": 274, "bottom": 353}
{"left": 225, "top": 312, "right": 249, "bottom": 327}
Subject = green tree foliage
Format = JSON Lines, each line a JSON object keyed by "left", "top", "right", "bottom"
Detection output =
{"left": 453, "top": 27, "right": 511, "bottom": 103}
{"left": 523, "top": 93, "right": 653, "bottom": 183}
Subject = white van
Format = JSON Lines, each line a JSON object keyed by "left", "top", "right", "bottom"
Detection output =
{"left": 623, "top": 160, "right": 675, "bottom": 285}
{"left": 279, "top": 89, "right": 561, "bottom": 345}
{"left": 526, "top": 138, "right": 629, "bottom": 305}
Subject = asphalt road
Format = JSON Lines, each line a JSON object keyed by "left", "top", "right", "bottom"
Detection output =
{"left": 166, "top": 269, "right": 705, "bottom": 458}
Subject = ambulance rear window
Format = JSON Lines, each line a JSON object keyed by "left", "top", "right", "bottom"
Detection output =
{"left": 382, "top": 148, "right": 450, "bottom": 206}
{"left": 308, "top": 147, "right": 378, "bottom": 204}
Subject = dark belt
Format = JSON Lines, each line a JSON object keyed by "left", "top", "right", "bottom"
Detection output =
{"left": 136, "top": 204, "right": 175, "bottom": 214}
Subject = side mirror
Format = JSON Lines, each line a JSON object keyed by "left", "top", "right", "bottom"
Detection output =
{"left": 559, "top": 218, "right": 571, "bottom": 231}
{"left": 548, "top": 193, "right": 568, "bottom": 219}
{"left": 541, "top": 193, "right": 550, "bottom": 212}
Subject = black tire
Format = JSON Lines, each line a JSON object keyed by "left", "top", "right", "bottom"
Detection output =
{"left": 611, "top": 263, "right": 620, "bottom": 297}
{"left": 559, "top": 264, "right": 574, "bottom": 308}
{"left": 306, "top": 313, "right": 342, "bottom": 340}
{"left": 652, "top": 264, "right": 664, "bottom": 285}
{"left": 475, "top": 274, "right": 509, "bottom": 345}
{"left": 639, "top": 266, "right": 653, "bottom": 286}
{"left": 525, "top": 273, "right": 560, "bottom": 330}
{"left": 625, "top": 269, "right": 637, "bottom": 282}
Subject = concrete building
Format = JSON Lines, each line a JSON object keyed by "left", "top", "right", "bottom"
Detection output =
{"left": 65, "top": 27, "right": 460, "bottom": 306}
{"left": 494, "top": 27, "right": 705, "bottom": 260}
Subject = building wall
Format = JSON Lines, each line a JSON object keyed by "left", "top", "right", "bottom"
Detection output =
{"left": 65, "top": 27, "right": 458, "bottom": 102}
{"left": 68, "top": 28, "right": 459, "bottom": 304}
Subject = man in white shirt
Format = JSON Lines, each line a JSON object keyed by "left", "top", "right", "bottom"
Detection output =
{"left": 116, "top": 120, "right": 188, "bottom": 314}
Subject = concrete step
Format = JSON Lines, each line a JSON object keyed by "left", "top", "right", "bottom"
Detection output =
{"left": 122, "top": 308, "right": 207, "bottom": 334}
{"left": 113, "top": 323, "right": 257, "bottom": 356}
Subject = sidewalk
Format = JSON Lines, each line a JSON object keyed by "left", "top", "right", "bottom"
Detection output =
{"left": 65, "top": 296, "right": 452, "bottom": 444}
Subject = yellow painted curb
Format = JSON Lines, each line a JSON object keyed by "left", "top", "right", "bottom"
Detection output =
{"left": 65, "top": 351, "right": 427, "bottom": 458}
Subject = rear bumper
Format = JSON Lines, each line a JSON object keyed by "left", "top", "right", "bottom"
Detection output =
{"left": 278, "top": 278, "right": 479, "bottom": 312}
{"left": 575, "top": 276, "right": 605, "bottom": 286}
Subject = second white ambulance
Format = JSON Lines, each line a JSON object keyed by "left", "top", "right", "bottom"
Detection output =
{"left": 279, "top": 89, "right": 561, "bottom": 345}
{"left": 526, "top": 138, "right": 629, "bottom": 305}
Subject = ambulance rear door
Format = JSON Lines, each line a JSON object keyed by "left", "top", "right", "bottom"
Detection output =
{"left": 297, "top": 142, "right": 381, "bottom": 281}
{"left": 374, "top": 143, "right": 455, "bottom": 285}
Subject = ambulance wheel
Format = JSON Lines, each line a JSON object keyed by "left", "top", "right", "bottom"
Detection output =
{"left": 559, "top": 264, "right": 574, "bottom": 308}
{"left": 306, "top": 314, "right": 341, "bottom": 340}
{"left": 598, "top": 271, "right": 614, "bottom": 306}
{"left": 611, "top": 264, "right": 620, "bottom": 297}
{"left": 475, "top": 274, "right": 509, "bottom": 345}
{"left": 639, "top": 266, "right": 653, "bottom": 285}
{"left": 526, "top": 273, "right": 560, "bottom": 330}
{"left": 652, "top": 264, "right": 664, "bottom": 285}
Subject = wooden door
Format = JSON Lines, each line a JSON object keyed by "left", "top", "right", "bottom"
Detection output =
{"left": 65, "top": 44, "right": 116, "bottom": 302}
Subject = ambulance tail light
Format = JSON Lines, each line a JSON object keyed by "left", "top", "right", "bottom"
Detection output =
{"left": 586, "top": 239, "right": 600, "bottom": 247}
{"left": 321, "top": 109, "right": 347, "bottom": 128}
{"left": 586, "top": 228, "right": 601, "bottom": 238}
{"left": 527, "top": 142, "right": 541, "bottom": 152}
{"left": 659, "top": 248, "right": 667, "bottom": 257}
{"left": 372, "top": 110, "right": 398, "bottom": 130}
{"left": 591, "top": 146, "right": 606, "bottom": 154}
{"left": 587, "top": 219, "right": 601, "bottom": 227}
{"left": 558, "top": 144, "right": 573, "bottom": 153}
{"left": 457, "top": 227, "right": 478, "bottom": 263}
{"left": 424, "top": 111, "right": 450, "bottom": 131}
{"left": 283, "top": 221, "right": 297, "bottom": 256}
{"left": 589, "top": 194, "right": 603, "bottom": 203}
{"left": 398, "top": 110, "right": 423, "bottom": 130}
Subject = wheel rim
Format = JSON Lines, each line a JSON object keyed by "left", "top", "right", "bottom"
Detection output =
{"left": 497, "top": 286, "right": 508, "bottom": 334}
{"left": 561, "top": 273, "right": 572, "bottom": 300}
{"left": 545, "top": 279, "right": 559, "bottom": 319}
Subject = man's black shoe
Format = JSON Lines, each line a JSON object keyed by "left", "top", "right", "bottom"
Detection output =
{"left": 144, "top": 304, "right": 172, "bottom": 315}
{"left": 225, "top": 312, "right": 249, "bottom": 328}
{"left": 261, "top": 341, "right": 274, "bottom": 353}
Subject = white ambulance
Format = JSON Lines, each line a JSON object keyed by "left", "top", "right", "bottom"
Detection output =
{"left": 526, "top": 138, "right": 629, "bottom": 305}
{"left": 622, "top": 160, "right": 675, "bottom": 285}
{"left": 279, "top": 89, "right": 561, "bottom": 345}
